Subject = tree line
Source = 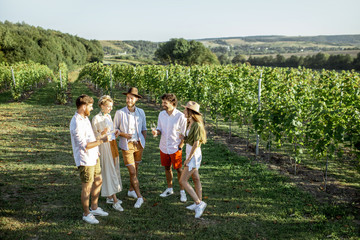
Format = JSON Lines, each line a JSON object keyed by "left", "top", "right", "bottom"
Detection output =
{"left": 220, "top": 52, "right": 360, "bottom": 71}
{"left": 0, "top": 21, "right": 103, "bottom": 70}
{"left": 105, "top": 38, "right": 359, "bottom": 70}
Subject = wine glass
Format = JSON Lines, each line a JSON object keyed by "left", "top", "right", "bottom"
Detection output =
{"left": 151, "top": 122, "right": 157, "bottom": 137}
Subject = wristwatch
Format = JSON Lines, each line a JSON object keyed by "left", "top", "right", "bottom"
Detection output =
{"left": 178, "top": 146, "right": 182, "bottom": 150}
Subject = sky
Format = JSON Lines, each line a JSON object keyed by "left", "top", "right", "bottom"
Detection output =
{"left": 0, "top": 0, "right": 359, "bottom": 42}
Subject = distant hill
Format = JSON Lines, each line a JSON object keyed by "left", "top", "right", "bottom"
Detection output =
{"left": 195, "top": 35, "right": 360, "bottom": 57}
{"left": 101, "top": 35, "right": 360, "bottom": 64}
{"left": 195, "top": 35, "right": 360, "bottom": 45}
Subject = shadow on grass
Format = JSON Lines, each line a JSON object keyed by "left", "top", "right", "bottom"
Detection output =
{"left": 0, "top": 81, "right": 358, "bottom": 240}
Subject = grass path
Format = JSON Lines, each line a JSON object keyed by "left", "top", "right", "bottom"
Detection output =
{"left": 0, "top": 81, "right": 359, "bottom": 239}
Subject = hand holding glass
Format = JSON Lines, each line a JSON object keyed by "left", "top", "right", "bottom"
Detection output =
{"left": 151, "top": 122, "right": 157, "bottom": 137}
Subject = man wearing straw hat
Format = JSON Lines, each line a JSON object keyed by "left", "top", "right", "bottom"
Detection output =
{"left": 152, "top": 93, "right": 187, "bottom": 202}
{"left": 114, "top": 87, "right": 147, "bottom": 209}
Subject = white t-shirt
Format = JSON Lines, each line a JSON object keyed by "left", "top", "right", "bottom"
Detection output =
{"left": 157, "top": 108, "right": 187, "bottom": 154}
{"left": 128, "top": 111, "right": 139, "bottom": 142}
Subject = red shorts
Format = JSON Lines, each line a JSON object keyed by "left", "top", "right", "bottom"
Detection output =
{"left": 160, "top": 150, "right": 183, "bottom": 169}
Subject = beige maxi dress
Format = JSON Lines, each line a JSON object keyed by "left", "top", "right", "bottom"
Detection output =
{"left": 92, "top": 112, "right": 122, "bottom": 197}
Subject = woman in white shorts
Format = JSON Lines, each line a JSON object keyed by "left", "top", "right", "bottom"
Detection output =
{"left": 179, "top": 101, "right": 207, "bottom": 218}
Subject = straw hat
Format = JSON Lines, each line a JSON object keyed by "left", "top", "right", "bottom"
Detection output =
{"left": 182, "top": 101, "right": 202, "bottom": 115}
{"left": 123, "top": 87, "right": 142, "bottom": 98}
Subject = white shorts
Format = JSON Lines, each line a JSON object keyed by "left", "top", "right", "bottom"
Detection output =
{"left": 185, "top": 143, "right": 202, "bottom": 171}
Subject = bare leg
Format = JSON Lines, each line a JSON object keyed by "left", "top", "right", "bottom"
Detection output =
{"left": 191, "top": 170, "right": 202, "bottom": 201}
{"left": 135, "top": 162, "right": 139, "bottom": 178}
{"left": 81, "top": 182, "right": 92, "bottom": 215}
{"left": 176, "top": 168, "right": 184, "bottom": 190}
{"left": 179, "top": 167, "right": 201, "bottom": 204}
{"left": 90, "top": 175, "right": 102, "bottom": 210}
{"left": 112, "top": 194, "right": 119, "bottom": 203}
{"left": 129, "top": 162, "right": 140, "bottom": 191}
{"left": 127, "top": 164, "right": 142, "bottom": 198}
{"left": 164, "top": 166, "right": 173, "bottom": 188}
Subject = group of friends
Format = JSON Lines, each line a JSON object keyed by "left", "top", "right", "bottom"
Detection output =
{"left": 69, "top": 87, "right": 207, "bottom": 224}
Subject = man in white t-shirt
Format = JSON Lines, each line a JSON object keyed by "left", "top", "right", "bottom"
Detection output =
{"left": 152, "top": 93, "right": 187, "bottom": 202}
{"left": 114, "top": 87, "right": 147, "bottom": 209}
{"left": 70, "top": 94, "right": 110, "bottom": 224}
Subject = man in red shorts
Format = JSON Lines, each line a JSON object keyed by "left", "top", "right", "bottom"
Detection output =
{"left": 152, "top": 93, "right": 187, "bottom": 202}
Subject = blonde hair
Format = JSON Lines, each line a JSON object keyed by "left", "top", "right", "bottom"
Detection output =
{"left": 187, "top": 108, "right": 207, "bottom": 144}
{"left": 98, "top": 95, "right": 113, "bottom": 107}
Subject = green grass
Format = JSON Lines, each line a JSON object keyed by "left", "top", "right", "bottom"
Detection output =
{"left": 103, "top": 57, "right": 149, "bottom": 66}
{"left": 206, "top": 114, "right": 360, "bottom": 192}
{"left": 0, "top": 81, "right": 359, "bottom": 239}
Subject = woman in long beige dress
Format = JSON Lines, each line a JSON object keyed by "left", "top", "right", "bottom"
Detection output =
{"left": 92, "top": 95, "right": 123, "bottom": 212}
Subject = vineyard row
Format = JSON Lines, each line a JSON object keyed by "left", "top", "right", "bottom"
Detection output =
{"left": 78, "top": 62, "right": 360, "bottom": 162}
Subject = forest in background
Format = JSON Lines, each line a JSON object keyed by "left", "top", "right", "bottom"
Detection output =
{"left": 102, "top": 35, "right": 360, "bottom": 70}
{"left": 0, "top": 21, "right": 103, "bottom": 70}
{"left": 0, "top": 20, "right": 359, "bottom": 71}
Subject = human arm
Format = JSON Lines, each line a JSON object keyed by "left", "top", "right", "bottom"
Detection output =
{"left": 113, "top": 110, "right": 131, "bottom": 139}
{"left": 85, "top": 136, "right": 109, "bottom": 150}
{"left": 71, "top": 116, "right": 108, "bottom": 152}
{"left": 118, "top": 132, "right": 132, "bottom": 140}
{"left": 141, "top": 110, "right": 147, "bottom": 140}
{"left": 142, "top": 130, "right": 147, "bottom": 140}
{"left": 178, "top": 138, "right": 184, "bottom": 150}
{"left": 178, "top": 115, "right": 187, "bottom": 150}
{"left": 115, "top": 129, "right": 120, "bottom": 137}
{"left": 152, "top": 115, "right": 162, "bottom": 137}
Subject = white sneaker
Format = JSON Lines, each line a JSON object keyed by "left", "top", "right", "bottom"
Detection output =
{"left": 180, "top": 190, "right": 187, "bottom": 202}
{"left": 90, "top": 207, "right": 109, "bottom": 217}
{"left": 160, "top": 188, "right": 174, "bottom": 197}
{"left": 82, "top": 213, "right": 99, "bottom": 224}
{"left": 112, "top": 201, "right": 124, "bottom": 212}
{"left": 128, "top": 190, "right": 138, "bottom": 199}
{"left": 106, "top": 198, "right": 122, "bottom": 204}
{"left": 134, "top": 197, "right": 144, "bottom": 208}
{"left": 186, "top": 203, "right": 197, "bottom": 211}
{"left": 195, "top": 201, "right": 207, "bottom": 218}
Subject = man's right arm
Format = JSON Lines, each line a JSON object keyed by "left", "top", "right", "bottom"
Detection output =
{"left": 85, "top": 137, "right": 108, "bottom": 150}
{"left": 153, "top": 115, "right": 162, "bottom": 136}
{"left": 70, "top": 118, "right": 107, "bottom": 151}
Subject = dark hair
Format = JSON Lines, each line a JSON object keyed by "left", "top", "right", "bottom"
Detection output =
{"left": 76, "top": 94, "right": 94, "bottom": 109}
{"left": 161, "top": 93, "right": 177, "bottom": 107}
